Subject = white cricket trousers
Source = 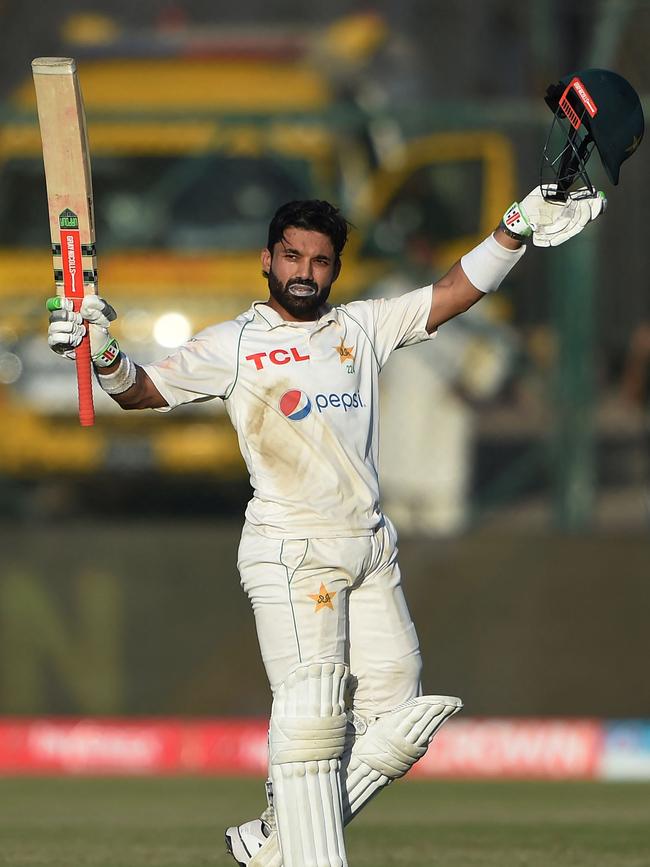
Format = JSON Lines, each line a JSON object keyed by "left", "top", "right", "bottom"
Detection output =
{"left": 237, "top": 516, "right": 422, "bottom": 717}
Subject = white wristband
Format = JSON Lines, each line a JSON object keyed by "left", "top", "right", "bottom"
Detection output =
{"left": 95, "top": 352, "right": 137, "bottom": 394}
{"left": 460, "top": 233, "right": 526, "bottom": 294}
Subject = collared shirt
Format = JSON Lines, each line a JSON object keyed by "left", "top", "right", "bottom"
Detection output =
{"left": 144, "top": 285, "right": 434, "bottom": 538}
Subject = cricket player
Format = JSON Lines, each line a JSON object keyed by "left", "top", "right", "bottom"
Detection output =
{"left": 48, "top": 188, "right": 604, "bottom": 867}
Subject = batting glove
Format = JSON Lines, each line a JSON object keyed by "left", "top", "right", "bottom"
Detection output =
{"left": 47, "top": 295, "right": 120, "bottom": 367}
{"left": 502, "top": 185, "right": 607, "bottom": 248}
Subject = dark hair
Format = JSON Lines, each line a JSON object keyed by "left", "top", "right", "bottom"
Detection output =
{"left": 266, "top": 200, "right": 351, "bottom": 259}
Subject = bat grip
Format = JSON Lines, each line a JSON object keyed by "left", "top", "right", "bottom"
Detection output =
{"left": 73, "top": 299, "right": 95, "bottom": 427}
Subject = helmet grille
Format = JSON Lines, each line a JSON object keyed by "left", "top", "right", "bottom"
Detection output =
{"left": 541, "top": 97, "right": 596, "bottom": 201}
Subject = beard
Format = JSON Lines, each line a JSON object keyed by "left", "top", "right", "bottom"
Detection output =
{"left": 267, "top": 267, "right": 332, "bottom": 320}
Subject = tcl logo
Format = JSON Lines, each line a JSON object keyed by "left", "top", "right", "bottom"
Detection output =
{"left": 246, "top": 347, "right": 310, "bottom": 370}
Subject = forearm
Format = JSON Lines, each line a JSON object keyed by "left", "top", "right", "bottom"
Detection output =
{"left": 427, "top": 262, "right": 483, "bottom": 332}
{"left": 427, "top": 230, "right": 525, "bottom": 333}
{"left": 426, "top": 181, "right": 607, "bottom": 334}
{"left": 493, "top": 225, "right": 525, "bottom": 251}
{"left": 95, "top": 356, "right": 168, "bottom": 409}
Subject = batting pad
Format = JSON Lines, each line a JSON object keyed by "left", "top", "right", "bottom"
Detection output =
{"left": 250, "top": 693, "right": 462, "bottom": 867}
{"left": 269, "top": 661, "right": 349, "bottom": 867}
{"left": 342, "top": 694, "right": 463, "bottom": 820}
{"left": 249, "top": 834, "right": 282, "bottom": 867}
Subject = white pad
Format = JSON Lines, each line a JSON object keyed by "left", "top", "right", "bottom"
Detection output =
{"left": 250, "top": 693, "right": 462, "bottom": 867}
{"left": 269, "top": 661, "right": 349, "bottom": 867}
{"left": 342, "top": 694, "right": 462, "bottom": 818}
{"left": 250, "top": 836, "right": 282, "bottom": 867}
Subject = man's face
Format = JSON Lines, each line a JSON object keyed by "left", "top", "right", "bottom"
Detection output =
{"left": 261, "top": 227, "right": 340, "bottom": 321}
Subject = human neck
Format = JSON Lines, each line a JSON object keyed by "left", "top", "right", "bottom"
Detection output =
{"left": 265, "top": 296, "right": 326, "bottom": 323}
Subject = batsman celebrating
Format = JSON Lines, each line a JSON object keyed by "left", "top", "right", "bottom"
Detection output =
{"left": 47, "top": 69, "right": 642, "bottom": 867}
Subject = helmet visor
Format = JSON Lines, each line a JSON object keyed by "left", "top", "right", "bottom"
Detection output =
{"left": 541, "top": 77, "right": 598, "bottom": 201}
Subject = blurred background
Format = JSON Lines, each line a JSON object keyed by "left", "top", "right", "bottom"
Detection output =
{"left": 0, "top": 0, "right": 649, "bottom": 728}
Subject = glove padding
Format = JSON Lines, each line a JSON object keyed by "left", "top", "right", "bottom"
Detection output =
{"left": 504, "top": 186, "right": 607, "bottom": 248}
{"left": 47, "top": 295, "right": 119, "bottom": 367}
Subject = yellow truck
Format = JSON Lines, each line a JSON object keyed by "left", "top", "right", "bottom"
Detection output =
{"left": 0, "top": 20, "right": 514, "bottom": 476}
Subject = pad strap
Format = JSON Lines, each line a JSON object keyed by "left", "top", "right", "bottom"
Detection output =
{"left": 269, "top": 663, "right": 348, "bottom": 764}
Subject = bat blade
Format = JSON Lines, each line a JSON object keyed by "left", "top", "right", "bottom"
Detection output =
{"left": 32, "top": 56, "right": 97, "bottom": 427}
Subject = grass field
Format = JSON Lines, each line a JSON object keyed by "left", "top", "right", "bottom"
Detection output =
{"left": 1, "top": 777, "right": 649, "bottom": 867}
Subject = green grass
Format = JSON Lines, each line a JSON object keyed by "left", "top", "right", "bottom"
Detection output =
{"left": 1, "top": 777, "right": 649, "bottom": 867}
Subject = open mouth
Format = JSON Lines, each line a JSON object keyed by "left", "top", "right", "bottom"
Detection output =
{"left": 287, "top": 283, "right": 317, "bottom": 297}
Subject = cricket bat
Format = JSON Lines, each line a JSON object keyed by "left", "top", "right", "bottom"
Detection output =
{"left": 32, "top": 57, "right": 97, "bottom": 427}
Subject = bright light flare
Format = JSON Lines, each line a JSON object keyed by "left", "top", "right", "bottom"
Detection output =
{"left": 153, "top": 313, "right": 192, "bottom": 348}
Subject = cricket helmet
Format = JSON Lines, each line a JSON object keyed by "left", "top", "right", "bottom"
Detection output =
{"left": 541, "top": 68, "right": 644, "bottom": 199}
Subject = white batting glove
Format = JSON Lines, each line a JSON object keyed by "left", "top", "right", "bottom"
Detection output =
{"left": 502, "top": 186, "right": 607, "bottom": 248}
{"left": 47, "top": 295, "right": 120, "bottom": 367}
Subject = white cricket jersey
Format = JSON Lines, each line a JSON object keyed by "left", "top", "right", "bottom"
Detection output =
{"left": 144, "top": 286, "right": 434, "bottom": 538}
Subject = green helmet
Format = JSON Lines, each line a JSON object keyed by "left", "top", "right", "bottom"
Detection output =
{"left": 541, "top": 68, "right": 644, "bottom": 199}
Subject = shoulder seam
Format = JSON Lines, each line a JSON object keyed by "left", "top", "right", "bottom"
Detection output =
{"left": 224, "top": 314, "right": 255, "bottom": 400}
{"left": 255, "top": 304, "right": 273, "bottom": 327}
{"left": 339, "top": 306, "right": 380, "bottom": 369}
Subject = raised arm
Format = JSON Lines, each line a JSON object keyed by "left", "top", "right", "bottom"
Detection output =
{"left": 426, "top": 186, "right": 607, "bottom": 334}
{"left": 426, "top": 226, "right": 522, "bottom": 333}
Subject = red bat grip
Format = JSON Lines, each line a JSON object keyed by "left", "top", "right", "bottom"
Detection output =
{"left": 73, "top": 301, "right": 95, "bottom": 427}
{"left": 60, "top": 221, "right": 95, "bottom": 427}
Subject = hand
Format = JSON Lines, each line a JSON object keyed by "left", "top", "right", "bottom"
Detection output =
{"left": 503, "top": 186, "right": 607, "bottom": 247}
{"left": 47, "top": 295, "right": 120, "bottom": 367}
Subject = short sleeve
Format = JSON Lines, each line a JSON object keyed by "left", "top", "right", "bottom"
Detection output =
{"left": 344, "top": 285, "right": 434, "bottom": 368}
{"left": 142, "top": 321, "right": 240, "bottom": 410}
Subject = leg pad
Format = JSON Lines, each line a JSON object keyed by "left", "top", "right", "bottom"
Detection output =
{"left": 269, "top": 662, "right": 349, "bottom": 867}
{"left": 343, "top": 694, "right": 462, "bottom": 819}
{"left": 252, "top": 691, "right": 462, "bottom": 867}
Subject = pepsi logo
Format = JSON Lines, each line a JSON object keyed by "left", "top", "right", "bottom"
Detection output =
{"left": 279, "top": 389, "right": 312, "bottom": 421}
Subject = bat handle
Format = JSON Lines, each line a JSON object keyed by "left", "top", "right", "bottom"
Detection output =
{"left": 73, "top": 300, "right": 95, "bottom": 427}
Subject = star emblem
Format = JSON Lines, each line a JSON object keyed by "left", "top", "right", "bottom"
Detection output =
{"left": 308, "top": 582, "right": 337, "bottom": 612}
{"left": 335, "top": 338, "right": 354, "bottom": 364}
{"left": 626, "top": 135, "right": 642, "bottom": 155}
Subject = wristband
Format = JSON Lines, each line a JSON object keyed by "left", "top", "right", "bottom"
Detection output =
{"left": 95, "top": 352, "right": 137, "bottom": 394}
{"left": 460, "top": 233, "right": 526, "bottom": 294}
{"left": 499, "top": 220, "right": 528, "bottom": 242}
